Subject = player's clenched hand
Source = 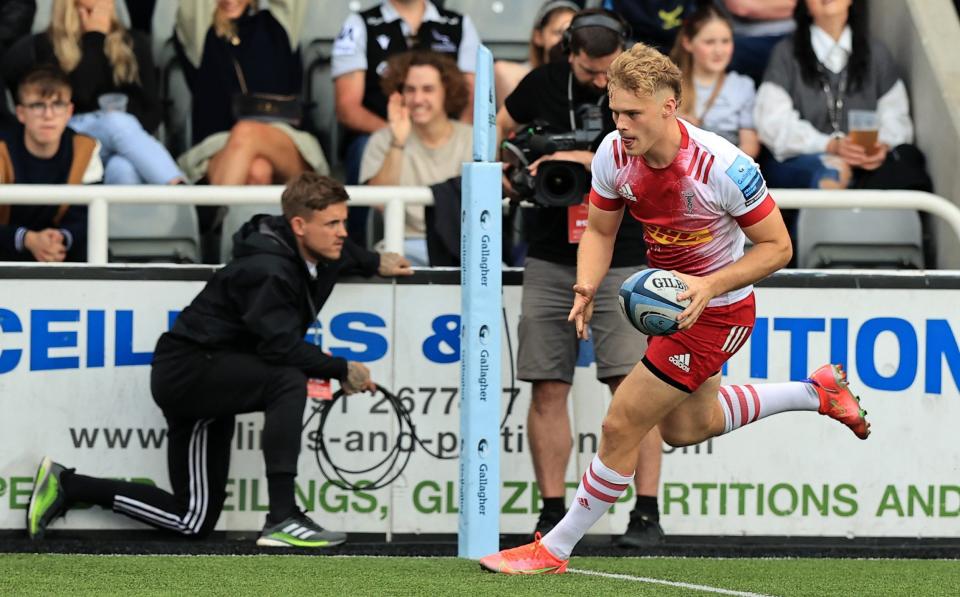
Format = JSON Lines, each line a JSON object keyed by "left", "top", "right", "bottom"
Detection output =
{"left": 567, "top": 283, "right": 596, "bottom": 340}
{"left": 673, "top": 272, "right": 716, "bottom": 330}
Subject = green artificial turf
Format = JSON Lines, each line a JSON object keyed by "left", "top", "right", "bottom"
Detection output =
{"left": 1, "top": 554, "right": 959, "bottom": 596}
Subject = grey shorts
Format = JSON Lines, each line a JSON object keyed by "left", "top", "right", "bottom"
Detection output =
{"left": 517, "top": 257, "right": 647, "bottom": 384}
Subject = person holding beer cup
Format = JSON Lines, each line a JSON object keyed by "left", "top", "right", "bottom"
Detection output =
{"left": 754, "top": 0, "right": 930, "bottom": 192}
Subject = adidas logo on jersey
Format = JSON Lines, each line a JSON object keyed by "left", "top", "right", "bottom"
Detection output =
{"left": 618, "top": 183, "right": 637, "bottom": 202}
{"left": 668, "top": 353, "right": 691, "bottom": 372}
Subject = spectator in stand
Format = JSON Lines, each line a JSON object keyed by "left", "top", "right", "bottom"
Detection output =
{"left": 360, "top": 50, "right": 472, "bottom": 266}
{"left": 0, "top": 66, "right": 102, "bottom": 262}
{"left": 174, "top": 0, "right": 328, "bottom": 186}
{"left": 670, "top": 5, "right": 759, "bottom": 157}
{"left": 2, "top": 0, "right": 184, "bottom": 185}
{"left": 332, "top": 0, "right": 479, "bottom": 189}
{"left": 0, "top": 0, "right": 36, "bottom": 124}
{"left": 493, "top": 0, "right": 577, "bottom": 109}
{"left": 755, "top": 0, "right": 930, "bottom": 192}
{"left": 713, "top": 0, "right": 797, "bottom": 85}
{"left": 601, "top": 0, "right": 697, "bottom": 54}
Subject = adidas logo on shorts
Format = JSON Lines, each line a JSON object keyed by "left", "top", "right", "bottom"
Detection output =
{"left": 668, "top": 353, "right": 691, "bottom": 372}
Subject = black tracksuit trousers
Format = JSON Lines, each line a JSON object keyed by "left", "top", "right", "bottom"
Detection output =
{"left": 62, "top": 338, "right": 309, "bottom": 537}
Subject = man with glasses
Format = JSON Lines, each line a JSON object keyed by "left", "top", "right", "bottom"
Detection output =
{"left": 1, "top": 65, "right": 102, "bottom": 262}
{"left": 495, "top": 9, "right": 666, "bottom": 548}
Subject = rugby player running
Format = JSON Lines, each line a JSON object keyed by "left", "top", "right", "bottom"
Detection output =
{"left": 480, "top": 43, "right": 870, "bottom": 575}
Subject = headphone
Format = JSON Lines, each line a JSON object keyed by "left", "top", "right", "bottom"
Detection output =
{"left": 560, "top": 11, "right": 631, "bottom": 54}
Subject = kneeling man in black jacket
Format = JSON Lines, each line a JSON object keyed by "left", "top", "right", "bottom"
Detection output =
{"left": 26, "top": 172, "right": 412, "bottom": 547}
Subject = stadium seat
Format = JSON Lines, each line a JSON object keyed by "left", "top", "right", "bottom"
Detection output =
{"left": 795, "top": 208, "right": 925, "bottom": 269}
{"left": 150, "top": 0, "right": 178, "bottom": 67}
{"left": 302, "top": 43, "right": 340, "bottom": 173}
{"left": 151, "top": 1, "right": 193, "bottom": 158}
{"left": 218, "top": 203, "right": 282, "bottom": 262}
{"left": 156, "top": 47, "right": 193, "bottom": 158}
{"left": 108, "top": 204, "right": 201, "bottom": 264}
{"left": 303, "top": 0, "right": 376, "bottom": 43}
{"left": 32, "top": 0, "right": 131, "bottom": 32}
{"left": 442, "top": 0, "right": 538, "bottom": 60}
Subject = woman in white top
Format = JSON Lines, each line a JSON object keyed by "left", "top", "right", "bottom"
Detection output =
{"left": 670, "top": 4, "right": 759, "bottom": 157}
{"left": 753, "top": 0, "right": 927, "bottom": 191}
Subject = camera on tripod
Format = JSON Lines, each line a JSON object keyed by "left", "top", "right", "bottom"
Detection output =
{"left": 501, "top": 104, "right": 604, "bottom": 208}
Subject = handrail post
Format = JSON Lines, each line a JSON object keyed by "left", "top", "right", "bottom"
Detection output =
{"left": 87, "top": 197, "right": 108, "bottom": 265}
{"left": 383, "top": 197, "right": 405, "bottom": 255}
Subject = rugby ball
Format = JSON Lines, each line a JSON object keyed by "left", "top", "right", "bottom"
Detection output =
{"left": 618, "top": 269, "right": 691, "bottom": 336}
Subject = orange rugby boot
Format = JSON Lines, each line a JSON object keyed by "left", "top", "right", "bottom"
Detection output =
{"left": 479, "top": 533, "right": 568, "bottom": 575}
{"left": 808, "top": 363, "right": 870, "bottom": 439}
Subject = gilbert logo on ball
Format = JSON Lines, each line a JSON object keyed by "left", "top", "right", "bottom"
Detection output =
{"left": 618, "top": 268, "right": 691, "bottom": 336}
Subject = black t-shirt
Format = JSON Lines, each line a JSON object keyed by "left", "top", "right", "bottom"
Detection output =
{"left": 504, "top": 61, "right": 646, "bottom": 267}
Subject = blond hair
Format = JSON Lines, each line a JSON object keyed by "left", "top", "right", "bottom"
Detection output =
{"left": 608, "top": 42, "right": 682, "bottom": 106}
{"left": 213, "top": 7, "right": 237, "bottom": 43}
{"left": 49, "top": 0, "right": 139, "bottom": 86}
{"left": 213, "top": 0, "right": 253, "bottom": 44}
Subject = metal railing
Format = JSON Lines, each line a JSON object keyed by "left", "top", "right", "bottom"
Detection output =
{"left": 0, "top": 185, "right": 432, "bottom": 264}
{"left": 3, "top": 185, "right": 960, "bottom": 265}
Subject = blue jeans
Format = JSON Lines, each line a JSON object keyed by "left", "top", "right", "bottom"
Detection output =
{"left": 761, "top": 153, "right": 840, "bottom": 189}
{"left": 69, "top": 111, "right": 184, "bottom": 184}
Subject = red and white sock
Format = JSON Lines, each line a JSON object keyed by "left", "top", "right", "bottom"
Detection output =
{"left": 541, "top": 455, "right": 632, "bottom": 560}
{"left": 717, "top": 382, "right": 819, "bottom": 434}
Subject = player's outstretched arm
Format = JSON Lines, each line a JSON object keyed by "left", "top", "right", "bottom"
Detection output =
{"left": 569, "top": 204, "right": 623, "bottom": 339}
{"left": 674, "top": 206, "right": 792, "bottom": 329}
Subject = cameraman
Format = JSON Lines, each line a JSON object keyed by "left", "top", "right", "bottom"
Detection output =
{"left": 496, "top": 9, "right": 665, "bottom": 547}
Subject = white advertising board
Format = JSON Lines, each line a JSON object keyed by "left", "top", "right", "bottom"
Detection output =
{"left": 1, "top": 269, "right": 958, "bottom": 537}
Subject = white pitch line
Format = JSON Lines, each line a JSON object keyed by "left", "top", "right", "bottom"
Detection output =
{"left": 569, "top": 568, "right": 777, "bottom": 597}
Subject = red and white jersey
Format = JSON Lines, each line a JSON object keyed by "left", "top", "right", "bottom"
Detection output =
{"left": 590, "top": 119, "right": 776, "bottom": 306}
